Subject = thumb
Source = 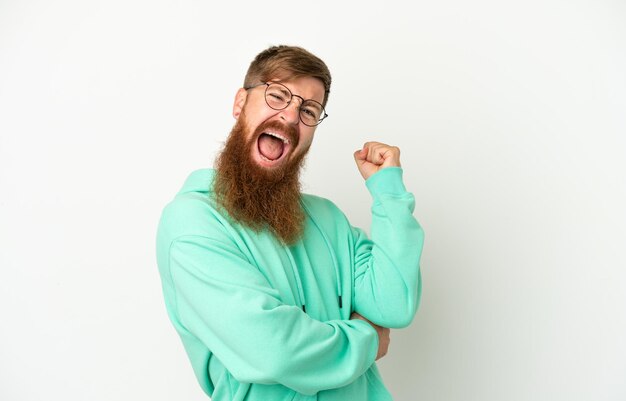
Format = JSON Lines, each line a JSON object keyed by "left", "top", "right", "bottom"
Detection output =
{"left": 353, "top": 147, "right": 367, "bottom": 162}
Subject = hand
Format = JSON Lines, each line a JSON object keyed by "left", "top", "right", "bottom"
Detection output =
{"left": 353, "top": 141, "right": 401, "bottom": 180}
{"left": 351, "top": 312, "right": 390, "bottom": 360}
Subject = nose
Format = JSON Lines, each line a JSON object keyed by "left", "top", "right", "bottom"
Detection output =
{"left": 279, "top": 100, "right": 301, "bottom": 126}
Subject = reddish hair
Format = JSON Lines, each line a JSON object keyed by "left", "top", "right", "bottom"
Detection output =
{"left": 243, "top": 45, "right": 332, "bottom": 107}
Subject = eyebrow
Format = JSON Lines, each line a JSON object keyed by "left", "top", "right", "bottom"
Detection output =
{"left": 271, "top": 80, "right": 324, "bottom": 104}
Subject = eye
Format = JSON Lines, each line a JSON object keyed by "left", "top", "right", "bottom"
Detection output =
{"left": 301, "top": 107, "right": 318, "bottom": 119}
{"left": 301, "top": 102, "right": 322, "bottom": 121}
{"left": 266, "top": 84, "right": 292, "bottom": 105}
{"left": 268, "top": 92, "right": 287, "bottom": 102}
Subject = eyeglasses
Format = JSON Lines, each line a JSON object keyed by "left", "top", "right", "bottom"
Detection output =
{"left": 244, "top": 82, "right": 329, "bottom": 127}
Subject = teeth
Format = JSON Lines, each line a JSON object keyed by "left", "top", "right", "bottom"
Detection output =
{"left": 265, "top": 131, "right": 290, "bottom": 144}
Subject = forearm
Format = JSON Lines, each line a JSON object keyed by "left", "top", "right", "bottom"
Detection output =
{"left": 353, "top": 167, "right": 425, "bottom": 328}
{"left": 167, "top": 235, "right": 379, "bottom": 395}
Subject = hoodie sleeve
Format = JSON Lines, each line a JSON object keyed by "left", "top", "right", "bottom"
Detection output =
{"left": 158, "top": 202, "right": 379, "bottom": 395}
{"left": 352, "top": 167, "right": 425, "bottom": 328}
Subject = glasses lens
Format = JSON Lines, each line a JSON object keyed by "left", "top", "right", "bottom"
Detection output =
{"left": 264, "top": 82, "right": 326, "bottom": 126}
{"left": 265, "top": 83, "right": 291, "bottom": 110}
{"left": 300, "top": 100, "right": 324, "bottom": 126}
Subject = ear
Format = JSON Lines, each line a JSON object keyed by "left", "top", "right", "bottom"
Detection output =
{"left": 232, "top": 88, "right": 248, "bottom": 119}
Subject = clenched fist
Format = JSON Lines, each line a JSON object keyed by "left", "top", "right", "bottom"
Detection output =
{"left": 353, "top": 141, "right": 401, "bottom": 180}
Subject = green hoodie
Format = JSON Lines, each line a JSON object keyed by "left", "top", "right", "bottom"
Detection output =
{"left": 156, "top": 167, "right": 424, "bottom": 400}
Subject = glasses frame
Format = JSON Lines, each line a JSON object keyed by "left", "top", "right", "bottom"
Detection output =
{"left": 244, "top": 82, "right": 329, "bottom": 127}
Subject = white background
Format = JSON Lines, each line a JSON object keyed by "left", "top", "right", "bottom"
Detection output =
{"left": 1, "top": 1, "right": 625, "bottom": 400}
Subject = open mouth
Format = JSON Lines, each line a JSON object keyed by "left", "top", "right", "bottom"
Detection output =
{"left": 257, "top": 131, "right": 291, "bottom": 164}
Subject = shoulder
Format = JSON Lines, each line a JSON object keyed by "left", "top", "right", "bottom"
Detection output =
{"left": 157, "top": 174, "right": 230, "bottom": 245}
{"left": 301, "top": 193, "right": 352, "bottom": 230}
{"left": 301, "top": 193, "right": 344, "bottom": 216}
{"left": 161, "top": 192, "right": 216, "bottom": 228}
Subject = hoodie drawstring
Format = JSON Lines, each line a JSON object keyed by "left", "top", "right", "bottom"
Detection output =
{"left": 284, "top": 246, "right": 307, "bottom": 313}
{"left": 300, "top": 200, "right": 343, "bottom": 311}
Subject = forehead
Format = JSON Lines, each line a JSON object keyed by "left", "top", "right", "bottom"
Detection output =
{"left": 270, "top": 76, "right": 325, "bottom": 104}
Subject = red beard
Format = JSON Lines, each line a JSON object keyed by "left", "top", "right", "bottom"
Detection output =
{"left": 213, "top": 112, "right": 310, "bottom": 244}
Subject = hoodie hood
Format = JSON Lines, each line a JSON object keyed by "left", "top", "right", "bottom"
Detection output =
{"left": 178, "top": 168, "right": 215, "bottom": 195}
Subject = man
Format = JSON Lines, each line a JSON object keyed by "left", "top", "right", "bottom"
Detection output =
{"left": 156, "top": 45, "right": 424, "bottom": 401}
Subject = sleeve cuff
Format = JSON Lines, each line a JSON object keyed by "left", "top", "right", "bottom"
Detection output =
{"left": 365, "top": 167, "right": 407, "bottom": 196}
{"left": 350, "top": 319, "right": 379, "bottom": 366}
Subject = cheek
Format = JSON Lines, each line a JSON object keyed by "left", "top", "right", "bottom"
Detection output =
{"left": 299, "top": 131, "right": 315, "bottom": 150}
{"left": 242, "top": 99, "right": 274, "bottom": 126}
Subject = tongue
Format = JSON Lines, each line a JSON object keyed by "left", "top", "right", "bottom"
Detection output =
{"left": 258, "top": 134, "right": 284, "bottom": 160}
